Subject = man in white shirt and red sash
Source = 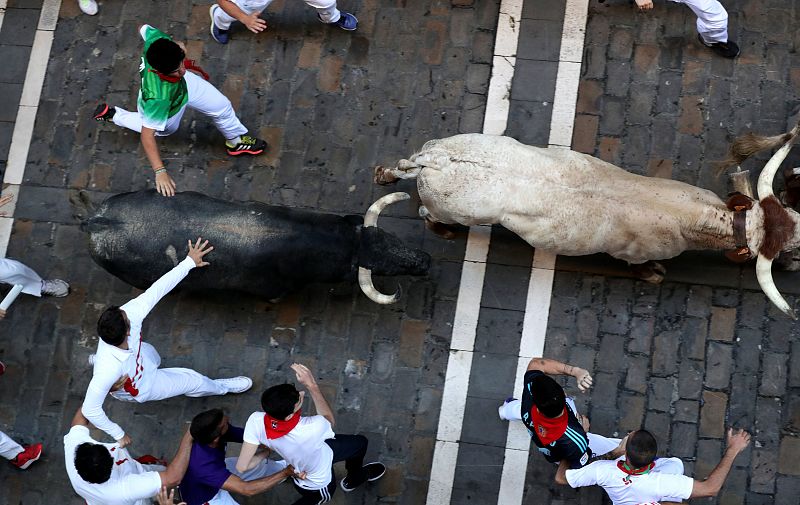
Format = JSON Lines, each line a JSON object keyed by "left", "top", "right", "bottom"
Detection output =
{"left": 556, "top": 428, "right": 751, "bottom": 505}
{"left": 81, "top": 238, "right": 252, "bottom": 448}
{"left": 236, "top": 364, "right": 386, "bottom": 504}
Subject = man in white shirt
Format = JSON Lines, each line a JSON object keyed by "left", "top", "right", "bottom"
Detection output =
{"left": 556, "top": 428, "right": 751, "bottom": 505}
{"left": 236, "top": 363, "right": 386, "bottom": 504}
{"left": 82, "top": 237, "right": 252, "bottom": 447}
{"left": 64, "top": 406, "right": 193, "bottom": 505}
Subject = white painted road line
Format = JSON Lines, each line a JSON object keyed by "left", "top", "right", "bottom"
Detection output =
{"left": 497, "top": 0, "right": 590, "bottom": 503}
{"left": 0, "top": 0, "right": 62, "bottom": 256}
{"left": 425, "top": 0, "right": 524, "bottom": 504}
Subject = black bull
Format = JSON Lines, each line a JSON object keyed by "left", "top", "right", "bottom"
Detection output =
{"left": 81, "top": 190, "right": 431, "bottom": 302}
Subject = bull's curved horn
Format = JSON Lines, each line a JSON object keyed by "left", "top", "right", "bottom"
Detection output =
{"left": 757, "top": 125, "right": 800, "bottom": 200}
{"left": 756, "top": 254, "right": 797, "bottom": 319}
{"left": 359, "top": 192, "right": 411, "bottom": 304}
{"left": 358, "top": 267, "right": 402, "bottom": 304}
{"left": 364, "top": 192, "right": 411, "bottom": 227}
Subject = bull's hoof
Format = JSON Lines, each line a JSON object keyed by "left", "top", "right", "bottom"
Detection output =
{"left": 425, "top": 218, "right": 457, "bottom": 240}
{"left": 374, "top": 165, "right": 398, "bottom": 185}
{"left": 631, "top": 261, "right": 666, "bottom": 284}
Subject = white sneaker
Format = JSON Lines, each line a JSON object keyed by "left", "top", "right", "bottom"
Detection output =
{"left": 216, "top": 376, "right": 252, "bottom": 394}
{"left": 78, "top": 0, "right": 98, "bottom": 15}
{"left": 88, "top": 354, "right": 96, "bottom": 367}
{"left": 41, "top": 279, "right": 69, "bottom": 297}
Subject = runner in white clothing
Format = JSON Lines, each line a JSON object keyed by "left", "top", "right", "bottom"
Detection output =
{"left": 64, "top": 406, "right": 193, "bottom": 505}
{"left": 81, "top": 237, "right": 252, "bottom": 446}
{"left": 555, "top": 428, "right": 751, "bottom": 505}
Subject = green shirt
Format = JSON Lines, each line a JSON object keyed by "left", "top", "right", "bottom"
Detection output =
{"left": 137, "top": 25, "right": 188, "bottom": 131}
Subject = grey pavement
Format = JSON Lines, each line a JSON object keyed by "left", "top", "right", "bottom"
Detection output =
{"left": 0, "top": 0, "right": 799, "bottom": 505}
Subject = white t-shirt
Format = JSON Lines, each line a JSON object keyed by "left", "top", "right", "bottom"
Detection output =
{"left": 64, "top": 426, "right": 162, "bottom": 505}
{"left": 243, "top": 413, "right": 334, "bottom": 490}
{"left": 565, "top": 457, "right": 694, "bottom": 505}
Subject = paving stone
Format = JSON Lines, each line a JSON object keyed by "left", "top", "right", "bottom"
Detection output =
{"left": 670, "top": 422, "right": 697, "bottom": 458}
{"left": 754, "top": 396, "right": 781, "bottom": 449}
{"left": 623, "top": 355, "right": 649, "bottom": 395}
{"left": 709, "top": 306, "right": 737, "bottom": 341}
{"left": 705, "top": 342, "right": 734, "bottom": 390}
{"left": 760, "top": 352, "right": 787, "bottom": 397}
{"left": 729, "top": 373, "right": 758, "bottom": 430}
{"left": 651, "top": 330, "right": 680, "bottom": 376}
{"left": 700, "top": 390, "right": 728, "bottom": 439}
{"left": 778, "top": 437, "right": 800, "bottom": 475}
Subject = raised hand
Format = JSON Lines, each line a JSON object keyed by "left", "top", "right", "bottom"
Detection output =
{"left": 187, "top": 237, "right": 214, "bottom": 267}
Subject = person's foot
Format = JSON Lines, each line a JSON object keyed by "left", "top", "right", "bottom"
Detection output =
{"left": 93, "top": 103, "right": 115, "bottom": 122}
{"left": 320, "top": 12, "right": 358, "bottom": 31}
{"left": 10, "top": 443, "right": 42, "bottom": 470}
{"left": 226, "top": 135, "right": 267, "bottom": 156}
{"left": 78, "top": 0, "right": 98, "bottom": 15}
{"left": 41, "top": 279, "right": 69, "bottom": 297}
{"left": 497, "top": 397, "right": 517, "bottom": 420}
{"left": 215, "top": 376, "right": 253, "bottom": 393}
{"left": 698, "top": 34, "right": 740, "bottom": 59}
{"left": 340, "top": 462, "right": 386, "bottom": 492}
{"left": 209, "top": 5, "right": 230, "bottom": 44}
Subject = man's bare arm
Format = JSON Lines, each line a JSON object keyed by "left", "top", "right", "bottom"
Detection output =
{"left": 527, "top": 357, "right": 593, "bottom": 392}
{"left": 159, "top": 429, "right": 193, "bottom": 488}
{"left": 141, "top": 127, "right": 176, "bottom": 196}
{"left": 292, "top": 363, "right": 334, "bottom": 427}
{"left": 222, "top": 465, "right": 296, "bottom": 496}
{"left": 690, "top": 429, "right": 751, "bottom": 498}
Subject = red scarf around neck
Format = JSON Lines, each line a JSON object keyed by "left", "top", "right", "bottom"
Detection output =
{"left": 148, "top": 59, "right": 210, "bottom": 83}
{"left": 264, "top": 411, "right": 301, "bottom": 439}
{"left": 617, "top": 460, "right": 656, "bottom": 483}
{"left": 529, "top": 406, "right": 568, "bottom": 445}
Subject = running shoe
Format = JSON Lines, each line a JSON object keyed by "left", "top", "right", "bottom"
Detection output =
{"left": 215, "top": 376, "right": 253, "bottom": 393}
{"left": 78, "top": 0, "right": 98, "bottom": 16}
{"left": 319, "top": 12, "right": 358, "bottom": 31}
{"left": 93, "top": 103, "right": 115, "bottom": 122}
{"left": 340, "top": 462, "right": 386, "bottom": 492}
{"left": 209, "top": 5, "right": 230, "bottom": 44}
{"left": 10, "top": 443, "right": 42, "bottom": 470}
{"left": 226, "top": 136, "right": 267, "bottom": 156}
{"left": 41, "top": 279, "right": 69, "bottom": 297}
{"left": 698, "top": 34, "right": 740, "bottom": 59}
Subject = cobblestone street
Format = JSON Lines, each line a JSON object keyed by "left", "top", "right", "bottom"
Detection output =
{"left": 0, "top": 0, "right": 798, "bottom": 504}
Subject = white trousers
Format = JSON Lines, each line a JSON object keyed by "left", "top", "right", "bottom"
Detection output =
{"left": 499, "top": 398, "right": 620, "bottom": 457}
{"left": 0, "top": 430, "right": 23, "bottom": 460}
{"left": 212, "top": 0, "right": 341, "bottom": 29}
{"left": 670, "top": 0, "right": 729, "bottom": 43}
{"left": 110, "top": 342, "right": 228, "bottom": 403}
{"left": 206, "top": 457, "right": 288, "bottom": 504}
{"left": 0, "top": 258, "right": 42, "bottom": 297}
{"left": 113, "top": 71, "right": 248, "bottom": 141}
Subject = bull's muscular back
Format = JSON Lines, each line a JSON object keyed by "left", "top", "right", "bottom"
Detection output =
{"left": 413, "top": 134, "right": 732, "bottom": 263}
{"left": 84, "top": 190, "right": 357, "bottom": 298}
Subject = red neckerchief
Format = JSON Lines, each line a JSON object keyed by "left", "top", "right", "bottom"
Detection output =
{"left": 617, "top": 460, "right": 656, "bottom": 484}
{"left": 529, "top": 406, "right": 568, "bottom": 445}
{"left": 148, "top": 59, "right": 210, "bottom": 83}
{"left": 264, "top": 411, "right": 301, "bottom": 439}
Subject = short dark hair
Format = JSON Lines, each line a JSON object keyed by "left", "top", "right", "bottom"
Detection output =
{"left": 530, "top": 374, "right": 566, "bottom": 418}
{"left": 97, "top": 306, "right": 127, "bottom": 346}
{"left": 190, "top": 408, "right": 225, "bottom": 445}
{"left": 75, "top": 443, "right": 113, "bottom": 484}
{"left": 146, "top": 38, "right": 185, "bottom": 74}
{"left": 627, "top": 430, "right": 658, "bottom": 468}
{"left": 261, "top": 384, "right": 300, "bottom": 419}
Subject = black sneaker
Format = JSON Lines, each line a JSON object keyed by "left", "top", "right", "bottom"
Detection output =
{"left": 226, "top": 135, "right": 268, "bottom": 156}
{"left": 340, "top": 462, "right": 386, "bottom": 492}
{"left": 698, "top": 34, "right": 740, "bottom": 59}
{"left": 93, "top": 103, "right": 115, "bottom": 122}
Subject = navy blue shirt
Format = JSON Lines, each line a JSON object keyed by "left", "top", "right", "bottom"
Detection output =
{"left": 180, "top": 425, "right": 244, "bottom": 505}
{"left": 520, "top": 370, "right": 591, "bottom": 469}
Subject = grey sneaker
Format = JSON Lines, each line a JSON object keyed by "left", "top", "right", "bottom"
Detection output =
{"left": 41, "top": 279, "right": 69, "bottom": 297}
{"left": 215, "top": 376, "right": 252, "bottom": 394}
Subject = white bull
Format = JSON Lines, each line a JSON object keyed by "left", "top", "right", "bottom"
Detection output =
{"left": 374, "top": 133, "right": 800, "bottom": 318}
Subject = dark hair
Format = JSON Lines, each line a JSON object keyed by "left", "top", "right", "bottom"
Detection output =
{"left": 75, "top": 443, "right": 113, "bottom": 484}
{"left": 261, "top": 384, "right": 300, "bottom": 419}
{"left": 627, "top": 430, "right": 658, "bottom": 468}
{"left": 97, "top": 306, "right": 127, "bottom": 346}
{"left": 146, "top": 38, "right": 185, "bottom": 74}
{"left": 190, "top": 408, "right": 225, "bottom": 444}
{"left": 530, "top": 374, "right": 566, "bottom": 418}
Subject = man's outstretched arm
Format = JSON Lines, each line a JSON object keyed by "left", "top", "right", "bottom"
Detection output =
{"left": 527, "top": 357, "right": 593, "bottom": 392}
{"left": 292, "top": 363, "right": 335, "bottom": 427}
{"left": 222, "top": 465, "right": 297, "bottom": 497}
{"left": 121, "top": 238, "right": 213, "bottom": 322}
{"left": 690, "top": 429, "right": 751, "bottom": 498}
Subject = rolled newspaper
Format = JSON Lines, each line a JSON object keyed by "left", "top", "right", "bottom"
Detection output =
{"left": 0, "top": 284, "right": 24, "bottom": 310}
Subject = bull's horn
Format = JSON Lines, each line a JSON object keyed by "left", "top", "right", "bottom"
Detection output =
{"left": 358, "top": 267, "right": 401, "bottom": 304}
{"left": 756, "top": 254, "right": 797, "bottom": 319}
{"left": 359, "top": 192, "right": 410, "bottom": 304}
{"left": 364, "top": 192, "right": 411, "bottom": 227}
{"left": 757, "top": 124, "right": 800, "bottom": 200}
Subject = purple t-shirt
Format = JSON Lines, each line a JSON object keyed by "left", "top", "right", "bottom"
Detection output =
{"left": 180, "top": 425, "right": 244, "bottom": 505}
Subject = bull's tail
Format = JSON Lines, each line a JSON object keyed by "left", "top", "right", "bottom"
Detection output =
{"left": 716, "top": 120, "right": 800, "bottom": 174}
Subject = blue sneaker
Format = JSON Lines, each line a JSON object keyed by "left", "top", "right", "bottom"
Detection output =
{"left": 209, "top": 4, "right": 230, "bottom": 44}
{"left": 320, "top": 11, "right": 358, "bottom": 31}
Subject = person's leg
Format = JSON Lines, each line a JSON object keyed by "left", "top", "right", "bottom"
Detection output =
{"left": 138, "top": 368, "right": 235, "bottom": 402}
{"left": 0, "top": 258, "right": 43, "bottom": 297}
{"left": 305, "top": 0, "right": 340, "bottom": 23}
{"left": 183, "top": 71, "right": 248, "bottom": 141}
{"left": 325, "top": 434, "right": 368, "bottom": 485}
{"left": 0, "top": 431, "right": 23, "bottom": 460}
{"left": 587, "top": 433, "right": 620, "bottom": 457}
{"left": 110, "top": 105, "right": 184, "bottom": 136}
{"left": 498, "top": 398, "right": 523, "bottom": 421}
{"left": 291, "top": 480, "right": 336, "bottom": 504}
